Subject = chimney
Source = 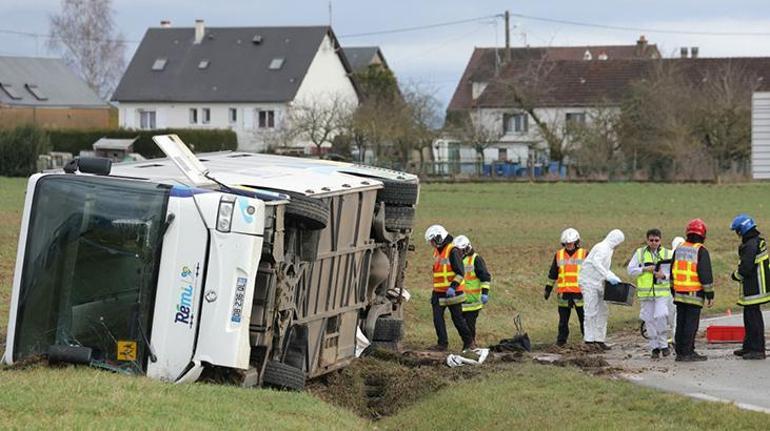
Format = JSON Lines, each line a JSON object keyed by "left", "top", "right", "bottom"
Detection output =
{"left": 680, "top": 47, "right": 688, "bottom": 58}
{"left": 690, "top": 47, "right": 699, "bottom": 58}
{"left": 635, "top": 35, "right": 648, "bottom": 56}
{"left": 194, "top": 19, "right": 205, "bottom": 44}
{"left": 160, "top": 20, "right": 171, "bottom": 28}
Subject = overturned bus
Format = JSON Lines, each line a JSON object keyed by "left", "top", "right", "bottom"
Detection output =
{"left": 3, "top": 135, "right": 418, "bottom": 390}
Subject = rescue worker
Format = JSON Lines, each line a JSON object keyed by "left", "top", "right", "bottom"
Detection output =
{"left": 730, "top": 214, "right": 770, "bottom": 360}
{"left": 579, "top": 229, "right": 625, "bottom": 351}
{"left": 453, "top": 235, "right": 492, "bottom": 345}
{"left": 670, "top": 219, "right": 714, "bottom": 362}
{"left": 627, "top": 228, "right": 672, "bottom": 358}
{"left": 544, "top": 228, "right": 586, "bottom": 347}
{"left": 424, "top": 225, "right": 474, "bottom": 352}
{"left": 667, "top": 236, "right": 686, "bottom": 341}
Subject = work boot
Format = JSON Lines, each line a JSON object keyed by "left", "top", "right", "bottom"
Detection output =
{"left": 651, "top": 348, "right": 661, "bottom": 359}
{"left": 675, "top": 354, "right": 691, "bottom": 362}
{"left": 742, "top": 351, "right": 766, "bottom": 360}
{"left": 733, "top": 349, "right": 746, "bottom": 357}
{"left": 691, "top": 352, "right": 708, "bottom": 361}
{"left": 596, "top": 342, "right": 612, "bottom": 351}
{"left": 556, "top": 340, "right": 567, "bottom": 347}
{"left": 661, "top": 348, "right": 671, "bottom": 357}
{"left": 427, "top": 344, "right": 448, "bottom": 352}
{"left": 463, "top": 342, "right": 478, "bottom": 351}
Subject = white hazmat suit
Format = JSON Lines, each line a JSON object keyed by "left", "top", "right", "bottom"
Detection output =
{"left": 578, "top": 229, "right": 625, "bottom": 343}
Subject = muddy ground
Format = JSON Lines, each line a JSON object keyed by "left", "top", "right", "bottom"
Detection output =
{"left": 308, "top": 341, "right": 620, "bottom": 420}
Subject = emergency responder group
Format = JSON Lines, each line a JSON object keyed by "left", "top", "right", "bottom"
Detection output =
{"left": 426, "top": 215, "right": 769, "bottom": 361}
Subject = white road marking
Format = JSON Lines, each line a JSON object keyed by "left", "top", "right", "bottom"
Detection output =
{"left": 686, "top": 392, "right": 770, "bottom": 415}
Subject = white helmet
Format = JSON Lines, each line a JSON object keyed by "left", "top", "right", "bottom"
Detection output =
{"left": 425, "top": 224, "right": 448, "bottom": 244}
{"left": 560, "top": 228, "right": 580, "bottom": 244}
{"left": 453, "top": 235, "right": 471, "bottom": 250}
{"left": 671, "top": 236, "right": 685, "bottom": 250}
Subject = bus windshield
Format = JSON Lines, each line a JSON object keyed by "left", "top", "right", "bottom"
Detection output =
{"left": 12, "top": 175, "right": 169, "bottom": 373}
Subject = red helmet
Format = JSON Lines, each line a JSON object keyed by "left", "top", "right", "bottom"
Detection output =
{"left": 686, "top": 218, "right": 707, "bottom": 238}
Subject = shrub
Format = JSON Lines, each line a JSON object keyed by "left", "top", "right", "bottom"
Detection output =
{"left": 0, "top": 125, "right": 51, "bottom": 177}
{"left": 47, "top": 128, "right": 238, "bottom": 158}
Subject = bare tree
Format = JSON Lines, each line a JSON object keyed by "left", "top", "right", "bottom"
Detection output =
{"left": 289, "top": 96, "right": 354, "bottom": 156}
{"left": 47, "top": 0, "right": 126, "bottom": 100}
{"left": 570, "top": 107, "right": 622, "bottom": 179}
{"left": 402, "top": 86, "right": 442, "bottom": 169}
{"left": 445, "top": 110, "right": 501, "bottom": 163}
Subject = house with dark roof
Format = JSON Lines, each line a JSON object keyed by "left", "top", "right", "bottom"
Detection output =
{"left": 0, "top": 56, "right": 112, "bottom": 130}
{"left": 342, "top": 47, "right": 390, "bottom": 73}
{"left": 442, "top": 36, "right": 662, "bottom": 166}
{"left": 112, "top": 20, "right": 359, "bottom": 152}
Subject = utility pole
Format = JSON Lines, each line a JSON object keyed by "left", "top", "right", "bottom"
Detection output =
{"left": 504, "top": 10, "right": 511, "bottom": 63}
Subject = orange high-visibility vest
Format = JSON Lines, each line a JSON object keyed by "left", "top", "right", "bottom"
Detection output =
{"left": 556, "top": 248, "right": 586, "bottom": 293}
{"left": 673, "top": 242, "right": 703, "bottom": 293}
{"left": 433, "top": 243, "right": 464, "bottom": 293}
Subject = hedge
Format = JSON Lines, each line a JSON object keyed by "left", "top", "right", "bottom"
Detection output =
{"left": 0, "top": 125, "right": 51, "bottom": 176}
{"left": 47, "top": 128, "right": 238, "bottom": 158}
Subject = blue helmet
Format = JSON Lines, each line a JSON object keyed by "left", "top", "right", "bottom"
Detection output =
{"left": 730, "top": 214, "right": 756, "bottom": 236}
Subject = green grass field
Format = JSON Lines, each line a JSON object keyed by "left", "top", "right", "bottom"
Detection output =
{"left": 2, "top": 178, "right": 769, "bottom": 429}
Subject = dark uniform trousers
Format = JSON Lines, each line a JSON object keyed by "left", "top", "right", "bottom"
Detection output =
{"left": 743, "top": 304, "right": 766, "bottom": 353}
{"left": 675, "top": 303, "right": 701, "bottom": 356}
{"left": 557, "top": 300, "right": 585, "bottom": 344}
{"left": 432, "top": 292, "right": 473, "bottom": 349}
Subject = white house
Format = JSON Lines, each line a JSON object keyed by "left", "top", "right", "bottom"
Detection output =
{"left": 444, "top": 37, "right": 661, "bottom": 167}
{"left": 112, "top": 21, "right": 359, "bottom": 152}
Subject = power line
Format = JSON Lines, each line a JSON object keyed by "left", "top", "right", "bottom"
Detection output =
{"left": 0, "top": 27, "right": 141, "bottom": 44}
{"left": 508, "top": 12, "right": 770, "bottom": 37}
{"left": 338, "top": 14, "right": 502, "bottom": 38}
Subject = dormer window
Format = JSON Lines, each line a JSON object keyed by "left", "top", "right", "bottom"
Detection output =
{"left": 152, "top": 58, "right": 167, "bottom": 71}
{"left": 25, "top": 84, "right": 47, "bottom": 101}
{"left": 268, "top": 58, "right": 285, "bottom": 70}
{"left": 583, "top": 50, "right": 592, "bottom": 61}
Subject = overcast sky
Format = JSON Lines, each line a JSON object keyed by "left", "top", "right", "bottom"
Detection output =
{"left": 3, "top": 0, "right": 770, "bottom": 108}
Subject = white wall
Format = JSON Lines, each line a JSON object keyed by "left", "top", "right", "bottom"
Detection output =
{"left": 118, "top": 102, "right": 288, "bottom": 152}
{"left": 752, "top": 92, "right": 770, "bottom": 179}
{"left": 293, "top": 34, "right": 358, "bottom": 107}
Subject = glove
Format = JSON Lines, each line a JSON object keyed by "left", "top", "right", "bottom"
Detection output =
{"left": 544, "top": 285, "right": 553, "bottom": 300}
{"left": 446, "top": 287, "right": 456, "bottom": 297}
{"left": 481, "top": 294, "right": 489, "bottom": 304}
{"left": 606, "top": 273, "right": 621, "bottom": 285}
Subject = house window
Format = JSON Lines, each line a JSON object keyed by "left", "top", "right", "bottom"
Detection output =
{"left": 268, "top": 58, "right": 285, "bottom": 70}
{"left": 139, "top": 110, "right": 156, "bottom": 129}
{"left": 202, "top": 108, "right": 210, "bottom": 124}
{"left": 566, "top": 112, "right": 586, "bottom": 125}
{"left": 0, "top": 83, "right": 22, "bottom": 100}
{"left": 258, "top": 110, "right": 275, "bottom": 128}
{"left": 152, "top": 58, "right": 167, "bottom": 71}
{"left": 229, "top": 108, "right": 237, "bottom": 124}
{"left": 189, "top": 108, "right": 198, "bottom": 124}
{"left": 498, "top": 148, "right": 508, "bottom": 161}
{"left": 25, "top": 84, "right": 47, "bottom": 101}
{"left": 503, "top": 113, "right": 528, "bottom": 134}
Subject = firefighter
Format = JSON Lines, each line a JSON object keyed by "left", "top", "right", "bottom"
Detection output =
{"left": 453, "top": 235, "right": 491, "bottom": 345}
{"left": 730, "top": 214, "right": 770, "bottom": 360}
{"left": 670, "top": 219, "right": 714, "bottom": 362}
{"left": 627, "top": 228, "right": 672, "bottom": 358}
{"left": 424, "top": 225, "right": 474, "bottom": 352}
{"left": 545, "top": 228, "right": 586, "bottom": 347}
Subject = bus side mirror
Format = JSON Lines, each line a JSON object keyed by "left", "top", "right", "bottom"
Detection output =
{"left": 63, "top": 157, "right": 112, "bottom": 176}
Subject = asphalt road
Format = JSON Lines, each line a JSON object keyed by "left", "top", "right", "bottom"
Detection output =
{"left": 607, "top": 310, "right": 770, "bottom": 413}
